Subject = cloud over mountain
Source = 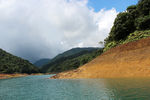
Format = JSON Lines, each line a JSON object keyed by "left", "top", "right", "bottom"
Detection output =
{"left": 0, "top": 0, "right": 117, "bottom": 62}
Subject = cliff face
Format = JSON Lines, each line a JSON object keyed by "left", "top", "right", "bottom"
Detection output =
{"left": 51, "top": 37, "right": 150, "bottom": 79}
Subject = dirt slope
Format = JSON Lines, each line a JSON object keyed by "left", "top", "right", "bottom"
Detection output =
{"left": 51, "top": 37, "right": 150, "bottom": 79}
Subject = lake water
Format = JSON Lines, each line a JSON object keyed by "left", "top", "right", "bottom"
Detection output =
{"left": 0, "top": 75, "right": 150, "bottom": 100}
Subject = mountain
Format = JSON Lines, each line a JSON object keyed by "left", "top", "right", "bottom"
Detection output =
{"left": 34, "top": 58, "right": 50, "bottom": 67}
{"left": 50, "top": 47, "right": 99, "bottom": 62}
{"left": 51, "top": 0, "right": 150, "bottom": 79}
{"left": 0, "top": 48, "right": 39, "bottom": 74}
{"left": 41, "top": 47, "right": 103, "bottom": 73}
{"left": 52, "top": 37, "right": 150, "bottom": 79}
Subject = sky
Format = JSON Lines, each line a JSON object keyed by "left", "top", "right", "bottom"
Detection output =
{"left": 88, "top": 0, "right": 138, "bottom": 12}
{"left": 0, "top": 0, "right": 138, "bottom": 63}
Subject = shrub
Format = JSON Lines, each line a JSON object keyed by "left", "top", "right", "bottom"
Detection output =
{"left": 103, "top": 41, "right": 118, "bottom": 52}
{"left": 103, "top": 30, "right": 150, "bottom": 52}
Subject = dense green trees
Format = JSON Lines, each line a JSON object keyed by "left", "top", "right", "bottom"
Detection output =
{"left": 136, "top": 16, "right": 150, "bottom": 30}
{"left": 137, "top": 0, "right": 150, "bottom": 16}
{"left": 106, "top": 12, "right": 135, "bottom": 42}
{"left": 0, "top": 49, "right": 39, "bottom": 74}
{"left": 104, "top": 0, "right": 150, "bottom": 51}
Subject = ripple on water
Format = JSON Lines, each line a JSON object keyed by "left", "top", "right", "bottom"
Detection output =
{"left": 0, "top": 76, "right": 150, "bottom": 100}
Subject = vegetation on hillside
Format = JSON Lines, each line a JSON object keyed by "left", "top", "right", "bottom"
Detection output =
{"left": 41, "top": 48, "right": 103, "bottom": 73}
{"left": 0, "top": 49, "right": 39, "bottom": 74}
{"left": 34, "top": 58, "right": 51, "bottom": 67}
{"left": 49, "top": 48, "right": 99, "bottom": 63}
{"left": 104, "top": 0, "right": 150, "bottom": 51}
{"left": 104, "top": 30, "right": 150, "bottom": 51}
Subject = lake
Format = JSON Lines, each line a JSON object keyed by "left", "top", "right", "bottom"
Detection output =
{"left": 0, "top": 75, "right": 150, "bottom": 100}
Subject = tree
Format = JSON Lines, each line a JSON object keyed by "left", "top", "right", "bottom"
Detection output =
{"left": 136, "top": 15, "right": 150, "bottom": 30}
{"left": 137, "top": 0, "right": 150, "bottom": 16}
{"left": 108, "top": 12, "right": 135, "bottom": 41}
{"left": 103, "top": 0, "right": 150, "bottom": 52}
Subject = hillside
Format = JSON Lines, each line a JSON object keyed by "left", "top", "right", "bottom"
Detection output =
{"left": 104, "top": 0, "right": 150, "bottom": 51}
{"left": 34, "top": 58, "right": 50, "bottom": 67}
{"left": 41, "top": 48, "right": 103, "bottom": 73}
{"left": 49, "top": 47, "right": 99, "bottom": 63}
{"left": 0, "top": 49, "right": 39, "bottom": 74}
{"left": 51, "top": 37, "right": 150, "bottom": 79}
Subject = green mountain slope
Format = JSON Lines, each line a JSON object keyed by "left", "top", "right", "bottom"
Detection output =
{"left": 34, "top": 58, "right": 51, "bottom": 67}
{"left": 0, "top": 48, "right": 39, "bottom": 74}
{"left": 104, "top": 0, "right": 150, "bottom": 52}
{"left": 50, "top": 47, "right": 98, "bottom": 62}
{"left": 41, "top": 48, "right": 103, "bottom": 73}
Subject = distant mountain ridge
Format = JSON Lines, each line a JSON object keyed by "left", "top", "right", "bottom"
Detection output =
{"left": 41, "top": 47, "right": 103, "bottom": 73}
{"left": 0, "top": 48, "right": 39, "bottom": 74}
{"left": 49, "top": 47, "right": 99, "bottom": 63}
{"left": 34, "top": 58, "right": 51, "bottom": 67}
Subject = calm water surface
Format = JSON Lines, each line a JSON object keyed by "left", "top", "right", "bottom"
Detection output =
{"left": 0, "top": 75, "right": 150, "bottom": 100}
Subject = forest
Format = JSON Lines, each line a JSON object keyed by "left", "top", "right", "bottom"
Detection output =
{"left": 104, "top": 0, "right": 150, "bottom": 51}
{"left": 0, "top": 49, "right": 39, "bottom": 74}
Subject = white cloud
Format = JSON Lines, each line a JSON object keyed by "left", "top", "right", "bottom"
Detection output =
{"left": 0, "top": 0, "right": 118, "bottom": 62}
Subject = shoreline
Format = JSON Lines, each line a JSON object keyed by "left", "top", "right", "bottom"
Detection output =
{"left": 0, "top": 74, "right": 28, "bottom": 79}
{"left": 0, "top": 73, "right": 51, "bottom": 79}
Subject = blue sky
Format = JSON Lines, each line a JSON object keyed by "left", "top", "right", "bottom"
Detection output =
{"left": 88, "top": 0, "right": 139, "bottom": 12}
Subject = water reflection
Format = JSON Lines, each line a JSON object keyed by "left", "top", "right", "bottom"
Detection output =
{"left": 57, "top": 79, "right": 114, "bottom": 100}
{"left": 57, "top": 78, "right": 150, "bottom": 100}
{"left": 103, "top": 78, "right": 150, "bottom": 100}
